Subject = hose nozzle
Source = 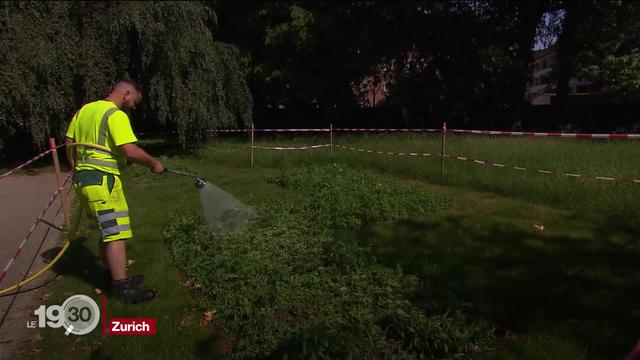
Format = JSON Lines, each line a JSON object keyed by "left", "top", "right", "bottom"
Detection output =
{"left": 165, "top": 168, "right": 206, "bottom": 188}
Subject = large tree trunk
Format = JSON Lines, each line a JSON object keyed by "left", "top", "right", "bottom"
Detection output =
{"left": 508, "top": 2, "right": 547, "bottom": 128}
{"left": 555, "top": 3, "right": 581, "bottom": 107}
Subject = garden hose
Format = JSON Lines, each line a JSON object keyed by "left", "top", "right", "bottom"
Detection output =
{"left": 164, "top": 168, "right": 207, "bottom": 188}
{"left": 0, "top": 142, "right": 116, "bottom": 296}
{"left": 0, "top": 205, "right": 84, "bottom": 296}
{"left": 0, "top": 143, "right": 187, "bottom": 296}
{"left": 66, "top": 142, "right": 119, "bottom": 169}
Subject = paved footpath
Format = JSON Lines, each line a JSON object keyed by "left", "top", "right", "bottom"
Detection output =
{"left": 0, "top": 171, "right": 73, "bottom": 358}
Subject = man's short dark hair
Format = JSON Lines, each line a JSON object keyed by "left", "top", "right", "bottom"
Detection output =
{"left": 119, "top": 79, "right": 143, "bottom": 94}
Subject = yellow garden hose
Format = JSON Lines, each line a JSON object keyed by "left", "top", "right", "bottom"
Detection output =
{"left": 0, "top": 207, "right": 82, "bottom": 296}
{"left": 0, "top": 142, "right": 118, "bottom": 296}
{"left": 66, "top": 142, "right": 119, "bottom": 169}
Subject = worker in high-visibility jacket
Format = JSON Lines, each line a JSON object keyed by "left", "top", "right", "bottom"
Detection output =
{"left": 65, "top": 79, "right": 164, "bottom": 304}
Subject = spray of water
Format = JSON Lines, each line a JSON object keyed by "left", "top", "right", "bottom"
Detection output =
{"left": 197, "top": 181, "right": 255, "bottom": 234}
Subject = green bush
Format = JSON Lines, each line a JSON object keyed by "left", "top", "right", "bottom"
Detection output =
{"left": 267, "top": 163, "right": 450, "bottom": 231}
{"left": 164, "top": 164, "right": 491, "bottom": 358}
{"left": 0, "top": 2, "right": 252, "bottom": 150}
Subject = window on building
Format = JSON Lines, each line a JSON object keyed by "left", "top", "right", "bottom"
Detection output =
{"left": 543, "top": 61, "right": 547, "bottom": 69}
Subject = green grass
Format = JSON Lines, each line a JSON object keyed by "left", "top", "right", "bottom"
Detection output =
{"left": 22, "top": 133, "right": 640, "bottom": 359}
{"left": 22, "top": 167, "right": 216, "bottom": 359}
{"left": 248, "top": 132, "right": 640, "bottom": 214}
{"left": 358, "top": 183, "right": 640, "bottom": 359}
{"left": 164, "top": 164, "right": 492, "bottom": 358}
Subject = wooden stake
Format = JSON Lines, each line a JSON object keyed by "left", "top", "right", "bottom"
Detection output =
{"left": 49, "top": 138, "right": 70, "bottom": 229}
{"left": 440, "top": 122, "right": 447, "bottom": 175}
{"left": 330, "top": 123, "right": 333, "bottom": 156}
{"left": 250, "top": 122, "right": 255, "bottom": 168}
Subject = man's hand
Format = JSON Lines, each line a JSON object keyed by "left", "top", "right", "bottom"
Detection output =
{"left": 151, "top": 162, "right": 165, "bottom": 174}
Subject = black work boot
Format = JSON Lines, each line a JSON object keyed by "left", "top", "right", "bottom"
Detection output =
{"left": 104, "top": 270, "right": 144, "bottom": 286}
{"left": 111, "top": 278, "right": 157, "bottom": 304}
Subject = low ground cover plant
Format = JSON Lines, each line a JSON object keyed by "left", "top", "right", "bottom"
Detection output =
{"left": 165, "top": 164, "right": 491, "bottom": 358}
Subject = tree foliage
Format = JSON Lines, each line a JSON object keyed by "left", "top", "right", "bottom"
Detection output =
{"left": 383, "top": 1, "right": 548, "bottom": 127}
{"left": 213, "top": 1, "right": 395, "bottom": 115}
{"left": 6, "top": 0, "right": 628, "bottom": 142}
{"left": 572, "top": 1, "right": 640, "bottom": 93}
{"left": 541, "top": 1, "right": 640, "bottom": 101}
{"left": 0, "top": 1, "right": 252, "bottom": 150}
{"left": 213, "top": 1, "right": 553, "bottom": 127}
{"left": 214, "top": 1, "right": 640, "bottom": 129}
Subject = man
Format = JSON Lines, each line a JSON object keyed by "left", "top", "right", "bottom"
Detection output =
{"left": 65, "top": 80, "right": 164, "bottom": 303}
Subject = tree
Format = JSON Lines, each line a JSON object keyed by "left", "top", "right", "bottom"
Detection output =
{"left": 551, "top": 0, "right": 640, "bottom": 104}
{"left": 573, "top": 2, "right": 640, "bottom": 94}
{"left": 382, "top": 1, "right": 549, "bottom": 128}
{"left": 212, "top": 1, "right": 640, "bottom": 130}
{"left": 211, "top": 1, "right": 402, "bottom": 119}
{"left": 0, "top": 1, "right": 252, "bottom": 151}
{"left": 481, "top": 1, "right": 549, "bottom": 127}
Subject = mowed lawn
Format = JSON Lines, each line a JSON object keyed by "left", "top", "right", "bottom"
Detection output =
{"left": 22, "top": 134, "right": 640, "bottom": 359}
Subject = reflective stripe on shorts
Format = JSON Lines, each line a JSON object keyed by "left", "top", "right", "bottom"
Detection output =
{"left": 73, "top": 170, "right": 132, "bottom": 242}
{"left": 96, "top": 211, "right": 129, "bottom": 223}
{"left": 102, "top": 224, "right": 131, "bottom": 237}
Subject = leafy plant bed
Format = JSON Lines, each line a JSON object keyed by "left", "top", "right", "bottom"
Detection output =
{"left": 165, "top": 164, "right": 492, "bottom": 358}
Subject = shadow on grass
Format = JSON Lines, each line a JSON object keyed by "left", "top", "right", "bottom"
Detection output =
{"left": 51, "top": 235, "right": 108, "bottom": 291}
{"left": 89, "top": 347, "right": 113, "bottom": 360}
{"left": 195, "top": 333, "right": 228, "bottom": 359}
{"left": 52, "top": 233, "right": 150, "bottom": 292}
{"left": 346, "top": 212, "right": 640, "bottom": 358}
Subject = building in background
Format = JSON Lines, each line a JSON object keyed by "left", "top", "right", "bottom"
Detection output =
{"left": 525, "top": 45, "right": 618, "bottom": 105}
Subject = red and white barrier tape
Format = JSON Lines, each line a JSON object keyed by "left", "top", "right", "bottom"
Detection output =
{"left": 209, "top": 128, "right": 330, "bottom": 133}
{"left": 254, "top": 128, "right": 329, "bottom": 132}
{"left": 252, "top": 144, "right": 331, "bottom": 151}
{"left": 136, "top": 127, "right": 640, "bottom": 138}
{"left": 444, "top": 154, "right": 640, "bottom": 183}
{"left": 0, "top": 149, "right": 53, "bottom": 180}
{"left": 207, "top": 129, "right": 248, "bottom": 133}
{"left": 0, "top": 171, "right": 73, "bottom": 285}
{"left": 140, "top": 130, "right": 247, "bottom": 136}
{"left": 450, "top": 129, "right": 640, "bottom": 139}
{"left": 336, "top": 144, "right": 640, "bottom": 184}
{"left": 209, "top": 147, "right": 249, "bottom": 152}
{"left": 334, "top": 144, "right": 436, "bottom": 157}
{"left": 213, "top": 127, "right": 439, "bottom": 133}
{"left": 335, "top": 128, "right": 441, "bottom": 133}
{"left": 0, "top": 143, "right": 66, "bottom": 180}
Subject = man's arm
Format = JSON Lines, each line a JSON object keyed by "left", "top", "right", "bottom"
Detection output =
{"left": 65, "top": 137, "right": 76, "bottom": 169}
{"left": 64, "top": 111, "right": 78, "bottom": 170}
{"left": 119, "top": 143, "right": 165, "bottom": 173}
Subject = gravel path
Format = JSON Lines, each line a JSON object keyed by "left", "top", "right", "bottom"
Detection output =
{"left": 0, "top": 171, "right": 73, "bottom": 358}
